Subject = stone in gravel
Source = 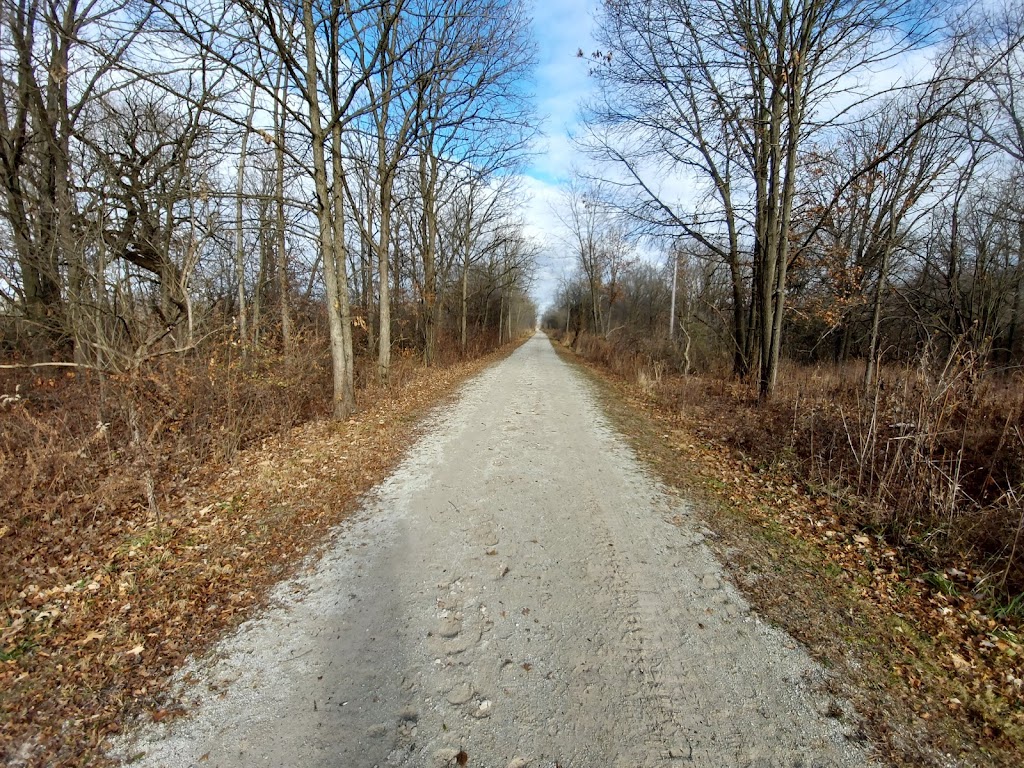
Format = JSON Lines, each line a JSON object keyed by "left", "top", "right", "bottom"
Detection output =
{"left": 433, "top": 748, "right": 461, "bottom": 767}
{"left": 399, "top": 707, "right": 418, "bottom": 722}
{"left": 507, "top": 758, "right": 531, "bottom": 768}
{"left": 668, "top": 743, "right": 692, "bottom": 759}
{"left": 471, "top": 699, "right": 493, "bottom": 718}
{"left": 446, "top": 683, "right": 473, "bottom": 705}
{"left": 701, "top": 574, "right": 722, "bottom": 590}
{"left": 367, "top": 723, "right": 387, "bottom": 737}
{"left": 439, "top": 618, "right": 462, "bottom": 638}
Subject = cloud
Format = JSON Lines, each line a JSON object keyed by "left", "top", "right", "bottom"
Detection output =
{"left": 519, "top": 0, "right": 601, "bottom": 310}
{"left": 516, "top": 173, "right": 573, "bottom": 311}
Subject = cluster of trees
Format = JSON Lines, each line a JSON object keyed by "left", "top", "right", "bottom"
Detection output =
{"left": 544, "top": 0, "right": 1024, "bottom": 396}
{"left": 0, "top": 0, "right": 539, "bottom": 418}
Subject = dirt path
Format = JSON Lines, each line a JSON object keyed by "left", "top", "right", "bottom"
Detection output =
{"left": 117, "top": 333, "right": 869, "bottom": 768}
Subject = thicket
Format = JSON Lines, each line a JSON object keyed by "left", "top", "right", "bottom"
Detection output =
{"left": 1, "top": 0, "right": 539, "bottom": 603}
{"left": 1, "top": 301, "right": 525, "bottom": 576}
{"left": 543, "top": 0, "right": 1024, "bottom": 601}
{"left": 552, "top": 328, "right": 1024, "bottom": 601}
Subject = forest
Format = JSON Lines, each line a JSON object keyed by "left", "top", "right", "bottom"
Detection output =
{"left": 5, "top": 0, "right": 1024, "bottom": 764}
{"left": 0, "top": 0, "right": 539, "bottom": 543}
{"left": 0, "top": 3, "right": 538, "bottom": 758}
{"left": 543, "top": 0, "right": 1024, "bottom": 600}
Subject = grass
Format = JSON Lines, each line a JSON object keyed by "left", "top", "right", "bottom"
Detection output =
{"left": 562, "top": 332, "right": 1024, "bottom": 598}
{"left": 0, "top": 333, "right": 530, "bottom": 768}
{"left": 551, "top": 336, "right": 1024, "bottom": 768}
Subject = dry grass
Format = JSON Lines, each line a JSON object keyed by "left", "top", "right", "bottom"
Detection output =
{"left": 553, "top": 336, "right": 1024, "bottom": 768}
{"left": 0, "top": 333, "right": 525, "bottom": 767}
{"left": 561, "top": 332, "right": 1024, "bottom": 599}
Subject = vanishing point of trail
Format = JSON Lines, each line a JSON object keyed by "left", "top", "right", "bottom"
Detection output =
{"left": 121, "top": 334, "right": 869, "bottom": 768}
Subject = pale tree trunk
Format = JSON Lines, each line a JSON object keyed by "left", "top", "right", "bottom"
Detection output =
{"left": 235, "top": 82, "right": 258, "bottom": 345}
{"left": 331, "top": 121, "right": 356, "bottom": 410}
{"left": 669, "top": 249, "right": 678, "bottom": 340}
{"left": 252, "top": 213, "right": 268, "bottom": 345}
{"left": 420, "top": 150, "right": 440, "bottom": 364}
{"left": 362, "top": 181, "right": 375, "bottom": 353}
{"left": 378, "top": 169, "right": 392, "bottom": 382}
{"left": 274, "top": 69, "right": 292, "bottom": 354}
{"left": 498, "top": 290, "right": 504, "bottom": 344}
{"left": 764, "top": 96, "right": 803, "bottom": 398}
{"left": 755, "top": 31, "right": 806, "bottom": 400}
{"left": 301, "top": 0, "right": 353, "bottom": 419}
{"left": 460, "top": 260, "right": 469, "bottom": 352}
{"left": 864, "top": 240, "right": 894, "bottom": 392}
{"left": 458, "top": 204, "right": 475, "bottom": 354}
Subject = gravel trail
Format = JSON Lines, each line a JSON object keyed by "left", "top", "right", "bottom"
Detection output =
{"left": 117, "top": 333, "right": 869, "bottom": 768}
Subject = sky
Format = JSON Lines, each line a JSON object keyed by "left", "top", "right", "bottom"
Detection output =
{"left": 516, "top": 0, "right": 945, "bottom": 316}
{"left": 521, "top": 0, "right": 600, "bottom": 313}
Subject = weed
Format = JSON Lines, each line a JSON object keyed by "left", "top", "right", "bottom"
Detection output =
{"left": 824, "top": 562, "right": 845, "bottom": 579}
{"left": 893, "top": 580, "right": 913, "bottom": 598}
{"left": 0, "top": 637, "right": 37, "bottom": 662}
{"left": 922, "top": 571, "right": 960, "bottom": 596}
{"left": 553, "top": 329, "right": 1024, "bottom": 596}
{"left": 993, "top": 592, "right": 1024, "bottom": 621}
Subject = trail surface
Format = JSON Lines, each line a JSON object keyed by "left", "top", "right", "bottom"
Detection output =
{"left": 119, "top": 333, "right": 868, "bottom": 768}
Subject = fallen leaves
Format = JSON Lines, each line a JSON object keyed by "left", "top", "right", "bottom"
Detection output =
{"left": 1, "top": 343, "right": 523, "bottom": 767}
{"left": 560, "top": 345, "right": 1024, "bottom": 768}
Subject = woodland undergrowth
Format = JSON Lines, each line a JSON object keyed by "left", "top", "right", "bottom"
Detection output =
{"left": 0, "top": 330, "right": 514, "bottom": 767}
{"left": 565, "top": 331, "right": 1024, "bottom": 600}
{"left": 557, "top": 330, "right": 1024, "bottom": 765}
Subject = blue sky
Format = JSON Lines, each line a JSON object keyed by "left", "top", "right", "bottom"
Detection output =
{"left": 516, "top": 0, "right": 944, "bottom": 315}
{"left": 521, "top": 0, "right": 599, "bottom": 312}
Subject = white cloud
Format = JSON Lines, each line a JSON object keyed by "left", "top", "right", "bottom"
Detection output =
{"left": 520, "top": 0, "right": 602, "bottom": 310}
{"left": 517, "top": 173, "right": 573, "bottom": 311}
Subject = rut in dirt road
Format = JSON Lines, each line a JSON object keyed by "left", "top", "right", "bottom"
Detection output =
{"left": 118, "top": 333, "right": 870, "bottom": 768}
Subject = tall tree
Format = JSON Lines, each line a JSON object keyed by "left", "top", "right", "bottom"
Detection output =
{"left": 0, "top": 0, "right": 149, "bottom": 357}
{"left": 406, "top": 0, "right": 535, "bottom": 364}
{"left": 584, "top": 0, "right": 938, "bottom": 396}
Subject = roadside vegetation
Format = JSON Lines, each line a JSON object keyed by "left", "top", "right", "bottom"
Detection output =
{"left": 0, "top": 333, "right": 532, "bottom": 766}
{"left": 554, "top": 339, "right": 1023, "bottom": 767}
{"left": 1, "top": 0, "right": 538, "bottom": 763}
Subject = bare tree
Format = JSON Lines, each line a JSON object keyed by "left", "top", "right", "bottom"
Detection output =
{"left": 406, "top": 0, "right": 535, "bottom": 364}
{"left": 797, "top": 89, "right": 962, "bottom": 387}
{"left": 0, "top": 0, "right": 151, "bottom": 357}
{"left": 584, "top": 0, "right": 939, "bottom": 396}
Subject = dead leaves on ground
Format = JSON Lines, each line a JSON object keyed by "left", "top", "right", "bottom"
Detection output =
{"left": 564, "top": 349, "right": 1024, "bottom": 767}
{"left": 676, "top": 418, "right": 1024, "bottom": 761}
{"left": 1, "top": 348, "right": 513, "bottom": 768}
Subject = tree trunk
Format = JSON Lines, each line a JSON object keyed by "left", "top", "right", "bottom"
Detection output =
{"left": 864, "top": 243, "right": 892, "bottom": 392}
{"left": 331, "top": 121, "right": 355, "bottom": 411}
{"left": 378, "top": 182, "right": 392, "bottom": 382}
{"left": 420, "top": 150, "right": 439, "bottom": 364}
{"left": 301, "top": 0, "right": 353, "bottom": 419}
{"left": 235, "top": 82, "right": 258, "bottom": 346}
{"left": 274, "top": 70, "right": 292, "bottom": 354}
{"left": 460, "top": 260, "right": 469, "bottom": 353}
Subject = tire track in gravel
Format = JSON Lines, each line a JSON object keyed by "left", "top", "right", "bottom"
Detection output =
{"left": 115, "top": 333, "right": 872, "bottom": 768}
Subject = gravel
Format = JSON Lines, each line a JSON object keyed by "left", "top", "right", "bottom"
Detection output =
{"left": 112, "top": 333, "right": 872, "bottom": 768}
